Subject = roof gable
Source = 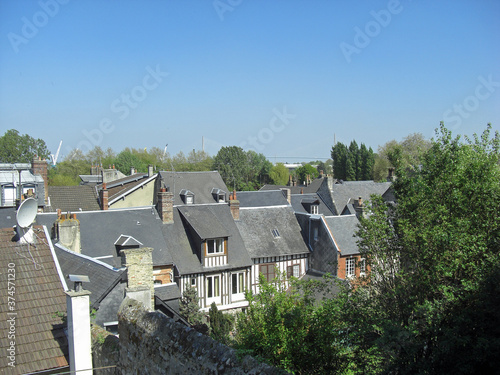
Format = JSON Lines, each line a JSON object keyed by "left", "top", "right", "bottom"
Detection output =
{"left": 324, "top": 215, "right": 360, "bottom": 256}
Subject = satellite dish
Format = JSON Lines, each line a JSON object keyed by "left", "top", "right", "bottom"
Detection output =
{"left": 16, "top": 197, "right": 37, "bottom": 228}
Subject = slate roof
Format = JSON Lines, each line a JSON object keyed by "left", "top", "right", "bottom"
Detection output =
{"left": 0, "top": 226, "right": 69, "bottom": 374}
{"left": 36, "top": 207, "right": 173, "bottom": 269}
{"left": 330, "top": 181, "right": 391, "bottom": 215}
{"left": 236, "top": 206, "right": 310, "bottom": 258}
{"left": 260, "top": 177, "right": 324, "bottom": 195}
{"left": 54, "top": 245, "right": 125, "bottom": 308}
{"left": 236, "top": 190, "right": 289, "bottom": 208}
{"left": 54, "top": 245, "right": 126, "bottom": 326}
{"left": 46, "top": 185, "right": 100, "bottom": 212}
{"left": 162, "top": 205, "right": 252, "bottom": 275}
{"left": 178, "top": 205, "right": 231, "bottom": 240}
{"left": 290, "top": 193, "right": 336, "bottom": 216}
{"left": 324, "top": 215, "right": 360, "bottom": 256}
{"left": 158, "top": 171, "right": 230, "bottom": 205}
{"left": 0, "top": 206, "right": 17, "bottom": 228}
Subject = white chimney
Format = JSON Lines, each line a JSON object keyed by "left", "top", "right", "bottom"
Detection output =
{"left": 65, "top": 287, "right": 92, "bottom": 375}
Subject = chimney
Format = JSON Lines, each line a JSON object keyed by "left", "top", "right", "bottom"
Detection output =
{"left": 288, "top": 175, "right": 293, "bottom": 187}
{"left": 300, "top": 188, "right": 304, "bottom": 194}
{"left": 281, "top": 188, "right": 291, "bottom": 204}
{"left": 229, "top": 190, "right": 240, "bottom": 220}
{"left": 100, "top": 183, "right": 108, "bottom": 210}
{"left": 319, "top": 170, "right": 324, "bottom": 178}
{"left": 121, "top": 247, "right": 154, "bottom": 310}
{"left": 387, "top": 167, "right": 396, "bottom": 182}
{"left": 148, "top": 165, "right": 154, "bottom": 177}
{"left": 55, "top": 213, "right": 81, "bottom": 253}
{"left": 358, "top": 196, "right": 363, "bottom": 207}
{"left": 31, "top": 156, "right": 48, "bottom": 205}
{"left": 130, "top": 166, "right": 135, "bottom": 176}
{"left": 65, "top": 287, "right": 92, "bottom": 375}
{"left": 157, "top": 188, "right": 174, "bottom": 224}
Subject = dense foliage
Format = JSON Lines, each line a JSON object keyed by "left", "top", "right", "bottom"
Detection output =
{"left": 179, "top": 287, "right": 204, "bottom": 326}
{"left": 212, "top": 146, "right": 272, "bottom": 190}
{"left": 208, "top": 302, "right": 234, "bottom": 345}
{"left": 331, "top": 140, "right": 374, "bottom": 181}
{"left": 235, "top": 272, "right": 348, "bottom": 374}
{"left": 294, "top": 163, "right": 318, "bottom": 184}
{"left": 233, "top": 124, "right": 499, "bottom": 374}
{"left": 351, "top": 123, "right": 500, "bottom": 373}
{"left": 0, "top": 129, "right": 50, "bottom": 163}
{"left": 372, "top": 132, "right": 431, "bottom": 181}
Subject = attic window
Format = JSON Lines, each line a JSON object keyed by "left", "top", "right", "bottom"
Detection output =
{"left": 271, "top": 229, "right": 280, "bottom": 239}
{"left": 311, "top": 205, "right": 319, "bottom": 214}
{"left": 180, "top": 189, "right": 194, "bottom": 204}
{"left": 211, "top": 188, "right": 226, "bottom": 203}
{"left": 207, "top": 238, "right": 224, "bottom": 255}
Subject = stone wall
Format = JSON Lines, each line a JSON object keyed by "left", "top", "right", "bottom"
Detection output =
{"left": 91, "top": 324, "right": 120, "bottom": 375}
{"left": 113, "top": 297, "right": 285, "bottom": 375}
{"left": 121, "top": 247, "right": 154, "bottom": 309}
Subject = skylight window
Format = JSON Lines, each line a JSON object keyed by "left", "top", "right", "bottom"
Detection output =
{"left": 271, "top": 229, "right": 280, "bottom": 238}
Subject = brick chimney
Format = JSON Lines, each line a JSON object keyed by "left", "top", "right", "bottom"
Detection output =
{"left": 56, "top": 212, "right": 81, "bottom": 253}
{"left": 157, "top": 188, "right": 174, "bottom": 224}
{"left": 121, "top": 247, "right": 154, "bottom": 310}
{"left": 288, "top": 175, "right": 293, "bottom": 187}
{"left": 229, "top": 190, "right": 240, "bottom": 220}
{"left": 65, "top": 287, "right": 92, "bottom": 375}
{"left": 100, "top": 183, "right": 108, "bottom": 210}
{"left": 31, "top": 156, "right": 48, "bottom": 205}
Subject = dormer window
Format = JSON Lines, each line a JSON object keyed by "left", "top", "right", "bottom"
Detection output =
{"left": 180, "top": 189, "right": 194, "bottom": 204}
{"left": 311, "top": 205, "right": 319, "bottom": 214}
{"left": 271, "top": 229, "right": 280, "bottom": 239}
{"left": 207, "top": 238, "right": 224, "bottom": 255}
{"left": 211, "top": 188, "right": 226, "bottom": 203}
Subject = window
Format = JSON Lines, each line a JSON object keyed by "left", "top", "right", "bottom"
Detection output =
{"left": 259, "top": 263, "right": 276, "bottom": 282}
{"left": 207, "top": 238, "right": 224, "bottom": 254}
{"left": 191, "top": 277, "right": 196, "bottom": 287}
{"left": 346, "top": 257, "right": 355, "bottom": 277}
{"left": 232, "top": 272, "right": 245, "bottom": 294}
{"left": 287, "top": 264, "right": 300, "bottom": 278}
{"left": 313, "top": 227, "right": 319, "bottom": 241}
{"left": 186, "top": 195, "right": 193, "bottom": 204}
{"left": 206, "top": 275, "right": 221, "bottom": 302}
{"left": 311, "top": 205, "right": 319, "bottom": 214}
{"left": 271, "top": 229, "right": 280, "bottom": 238}
{"left": 360, "top": 258, "right": 366, "bottom": 275}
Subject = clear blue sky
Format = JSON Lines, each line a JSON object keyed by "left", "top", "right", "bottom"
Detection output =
{"left": 1, "top": 0, "right": 499, "bottom": 163}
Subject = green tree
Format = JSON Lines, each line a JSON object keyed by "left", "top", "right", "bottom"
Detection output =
{"left": 48, "top": 149, "right": 91, "bottom": 185}
{"left": 347, "top": 140, "right": 359, "bottom": 180}
{"left": 0, "top": 129, "right": 50, "bottom": 163}
{"left": 208, "top": 302, "right": 234, "bottom": 345}
{"left": 349, "top": 123, "right": 500, "bottom": 373}
{"left": 235, "top": 272, "right": 348, "bottom": 374}
{"left": 179, "top": 287, "right": 204, "bottom": 326}
{"left": 294, "top": 164, "right": 318, "bottom": 184}
{"left": 358, "top": 144, "right": 374, "bottom": 180}
{"left": 114, "top": 150, "right": 147, "bottom": 174}
{"left": 373, "top": 133, "right": 431, "bottom": 181}
{"left": 212, "top": 146, "right": 249, "bottom": 191}
{"left": 331, "top": 142, "right": 348, "bottom": 180}
{"left": 269, "top": 163, "right": 289, "bottom": 185}
{"left": 316, "top": 159, "right": 333, "bottom": 176}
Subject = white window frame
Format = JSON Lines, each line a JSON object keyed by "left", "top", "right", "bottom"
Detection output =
{"left": 311, "top": 205, "right": 319, "bottom": 214}
{"left": 207, "top": 238, "right": 224, "bottom": 255}
{"left": 206, "top": 274, "right": 221, "bottom": 305}
{"left": 360, "top": 258, "right": 366, "bottom": 276}
{"left": 231, "top": 272, "right": 245, "bottom": 300}
{"left": 346, "top": 257, "right": 355, "bottom": 278}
